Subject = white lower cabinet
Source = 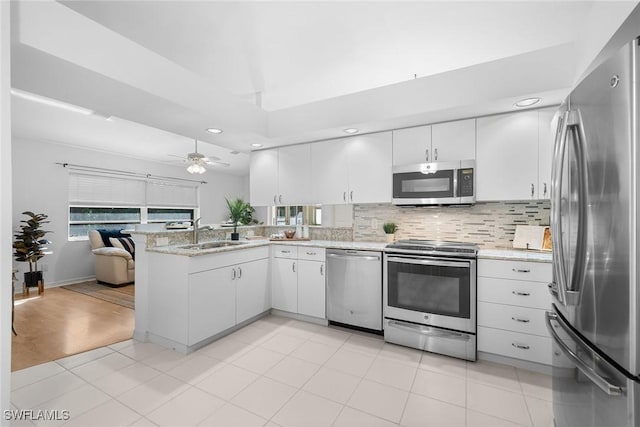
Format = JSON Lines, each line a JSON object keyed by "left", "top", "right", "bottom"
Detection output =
{"left": 188, "top": 267, "right": 236, "bottom": 345}
{"left": 297, "top": 259, "right": 326, "bottom": 319}
{"left": 271, "top": 246, "right": 326, "bottom": 319}
{"left": 477, "top": 258, "right": 552, "bottom": 366}
{"left": 236, "top": 258, "right": 270, "bottom": 324}
{"left": 271, "top": 256, "right": 298, "bottom": 312}
{"left": 148, "top": 246, "right": 270, "bottom": 350}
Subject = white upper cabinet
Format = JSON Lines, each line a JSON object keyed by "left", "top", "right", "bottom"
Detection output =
{"left": 392, "top": 119, "right": 475, "bottom": 166}
{"left": 249, "top": 145, "right": 312, "bottom": 206}
{"left": 312, "top": 132, "right": 392, "bottom": 204}
{"left": 476, "top": 110, "right": 542, "bottom": 201}
{"left": 278, "top": 144, "right": 312, "bottom": 205}
{"left": 249, "top": 149, "right": 278, "bottom": 206}
{"left": 311, "top": 138, "right": 350, "bottom": 205}
{"left": 537, "top": 108, "right": 558, "bottom": 200}
{"left": 431, "top": 119, "right": 476, "bottom": 162}
{"left": 346, "top": 132, "right": 393, "bottom": 203}
{"left": 392, "top": 125, "right": 432, "bottom": 166}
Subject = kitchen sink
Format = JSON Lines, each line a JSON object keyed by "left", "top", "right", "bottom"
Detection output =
{"left": 179, "top": 241, "right": 247, "bottom": 250}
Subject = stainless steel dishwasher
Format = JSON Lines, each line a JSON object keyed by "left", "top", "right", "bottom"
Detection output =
{"left": 326, "top": 249, "right": 382, "bottom": 332}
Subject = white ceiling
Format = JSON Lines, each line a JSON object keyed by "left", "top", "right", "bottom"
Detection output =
{"left": 10, "top": 1, "right": 639, "bottom": 173}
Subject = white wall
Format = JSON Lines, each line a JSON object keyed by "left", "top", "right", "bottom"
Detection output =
{"left": 1, "top": 0, "right": 11, "bottom": 418}
{"left": 11, "top": 137, "right": 247, "bottom": 286}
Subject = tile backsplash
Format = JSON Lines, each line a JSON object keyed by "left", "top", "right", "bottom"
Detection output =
{"left": 353, "top": 201, "right": 550, "bottom": 248}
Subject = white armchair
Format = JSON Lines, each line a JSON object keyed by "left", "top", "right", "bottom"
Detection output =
{"left": 88, "top": 230, "right": 134, "bottom": 286}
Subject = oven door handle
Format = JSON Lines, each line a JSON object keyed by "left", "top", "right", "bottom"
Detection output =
{"left": 386, "top": 256, "right": 470, "bottom": 268}
{"left": 387, "top": 320, "right": 472, "bottom": 341}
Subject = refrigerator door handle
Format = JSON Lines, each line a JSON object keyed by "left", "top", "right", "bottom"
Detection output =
{"left": 565, "top": 110, "right": 589, "bottom": 305}
{"left": 551, "top": 111, "right": 570, "bottom": 304}
{"left": 545, "top": 311, "right": 625, "bottom": 397}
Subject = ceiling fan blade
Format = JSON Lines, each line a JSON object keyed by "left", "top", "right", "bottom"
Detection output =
{"left": 206, "top": 160, "right": 231, "bottom": 167}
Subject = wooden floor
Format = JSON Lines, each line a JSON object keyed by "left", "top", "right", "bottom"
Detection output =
{"left": 11, "top": 286, "right": 134, "bottom": 371}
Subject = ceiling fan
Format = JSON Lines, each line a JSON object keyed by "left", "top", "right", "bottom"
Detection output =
{"left": 169, "top": 139, "right": 230, "bottom": 174}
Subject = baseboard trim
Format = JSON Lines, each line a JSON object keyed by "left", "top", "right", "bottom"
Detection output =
{"left": 478, "top": 351, "right": 552, "bottom": 375}
{"left": 13, "top": 275, "right": 97, "bottom": 294}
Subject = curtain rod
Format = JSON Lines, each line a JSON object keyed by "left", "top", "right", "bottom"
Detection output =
{"left": 56, "top": 162, "right": 207, "bottom": 184}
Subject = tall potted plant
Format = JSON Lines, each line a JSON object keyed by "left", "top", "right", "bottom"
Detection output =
{"left": 13, "top": 211, "right": 52, "bottom": 290}
{"left": 226, "top": 198, "right": 249, "bottom": 240}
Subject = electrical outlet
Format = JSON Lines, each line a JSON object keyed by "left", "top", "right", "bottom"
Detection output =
{"left": 371, "top": 219, "right": 378, "bottom": 230}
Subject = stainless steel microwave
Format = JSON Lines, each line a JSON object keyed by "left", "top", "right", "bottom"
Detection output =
{"left": 392, "top": 160, "right": 475, "bottom": 206}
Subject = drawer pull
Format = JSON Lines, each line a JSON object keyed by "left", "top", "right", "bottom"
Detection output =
{"left": 512, "top": 343, "right": 530, "bottom": 350}
{"left": 512, "top": 268, "right": 531, "bottom": 273}
{"left": 511, "top": 316, "right": 530, "bottom": 323}
{"left": 512, "top": 291, "right": 531, "bottom": 296}
{"left": 281, "top": 250, "right": 291, "bottom": 254}
{"left": 306, "top": 252, "right": 316, "bottom": 255}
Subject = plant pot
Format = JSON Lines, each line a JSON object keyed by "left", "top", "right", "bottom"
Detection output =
{"left": 24, "top": 271, "right": 43, "bottom": 287}
{"left": 231, "top": 232, "right": 240, "bottom": 241}
{"left": 385, "top": 233, "right": 395, "bottom": 243}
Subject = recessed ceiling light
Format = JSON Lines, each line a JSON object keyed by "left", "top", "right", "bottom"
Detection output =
{"left": 206, "top": 128, "right": 223, "bottom": 134}
{"left": 251, "top": 143, "right": 263, "bottom": 148}
{"left": 343, "top": 128, "right": 359, "bottom": 134}
{"left": 514, "top": 97, "right": 541, "bottom": 108}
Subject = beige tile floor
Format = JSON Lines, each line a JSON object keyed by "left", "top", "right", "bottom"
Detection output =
{"left": 9, "top": 315, "right": 553, "bottom": 427}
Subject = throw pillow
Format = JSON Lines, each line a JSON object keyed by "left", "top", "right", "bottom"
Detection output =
{"left": 109, "top": 236, "right": 135, "bottom": 260}
{"left": 96, "top": 229, "right": 131, "bottom": 247}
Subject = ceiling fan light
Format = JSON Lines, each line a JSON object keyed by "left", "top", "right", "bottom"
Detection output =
{"left": 206, "top": 128, "right": 223, "bottom": 134}
{"left": 187, "top": 163, "right": 206, "bottom": 174}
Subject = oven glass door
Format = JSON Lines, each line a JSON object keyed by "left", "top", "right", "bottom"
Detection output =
{"left": 386, "top": 256, "right": 471, "bottom": 320}
{"left": 393, "top": 170, "right": 455, "bottom": 199}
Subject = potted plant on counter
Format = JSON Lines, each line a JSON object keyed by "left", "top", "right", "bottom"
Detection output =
{"left": 13, "top": 211, "right": 52, "bottom": 294}
{"left": 383, "top": 222, "right": 398, "bottom": 243}
{"left": 226, "top": 198, "right": 249, "bottom": 240}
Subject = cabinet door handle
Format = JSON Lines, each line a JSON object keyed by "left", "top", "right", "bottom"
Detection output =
{"left": 425, "top": 149, "right": 429, "bottom": 162}
{"left": 512, "top": 291, "right": 531, "bottom": 296}
{"left": 512, "top": 343, "right": 530, "bottom": 350}
{"left": 292, "top": 262, "right": 296, "bottom": 273}
{"left": 531, "top": 183, "right": 535, "bottom": 197}
{"left": 320, "top": 264, "right": 324, "bottom": 276}
{"left": 343, "top": 191, "right": 347, "bottom": 202}
{"left": 237, "top": 267, "right": 242, "bottom": 279}
{"left": 232, "top": 268, "right": 237, "bottom": 280}
{"left": 279, "top": 195, "right": 283, "bottom": 204}
{"left": 273, "top": 195, "right": 277, "bottom": 204}
{"left": 434, "top": 148, "right": 438, "bottom": 161}
{"left": 512, "top": 316, "right": 530, "bottom": 323}
{"left": 512, "top": 268, "right": 531, "bottom": 273}
{"left": 349, "top": 191, "right": 353, "bottom": 202}
{"left": 543, "top": 182, "right": 548, "bottom": 197}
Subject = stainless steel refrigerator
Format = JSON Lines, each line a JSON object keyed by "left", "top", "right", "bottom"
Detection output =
{"left": 547, "top": 36, "right": 640, "bottom": 427}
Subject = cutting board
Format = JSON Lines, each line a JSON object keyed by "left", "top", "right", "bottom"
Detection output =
{"left": 513, "top": 225, "right": 551, "bottom": 251}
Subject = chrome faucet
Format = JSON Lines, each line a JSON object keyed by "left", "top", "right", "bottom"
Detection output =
{"left": 192, "top": 218, "right": 213, "bottom": 243}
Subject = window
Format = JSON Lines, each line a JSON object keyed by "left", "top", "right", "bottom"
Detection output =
{"left": 272, "top": 206, "right": 321, "bottom": 226}
{"left": 147, "top": 208, "right": 194, "bottom": 223}
{"left": 69, "top": 206, "right": 195, "bottom": 239}
{"left": 68, "top": 172, "right": 200, "bottom": 240}
{"left": 69, "top": 207, "right": 141, "bottom": 239}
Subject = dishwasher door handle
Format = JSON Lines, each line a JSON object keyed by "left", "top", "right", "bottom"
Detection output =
{"left": 327, "top": 253, "right": 380, "bottom": 262}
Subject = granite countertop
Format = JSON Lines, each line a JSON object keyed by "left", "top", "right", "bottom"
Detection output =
{"left": 478, "top": 248, "right": 552, "bottom": 263}
{"left": 147, "top": 239, "right": 388, "bottom": 257}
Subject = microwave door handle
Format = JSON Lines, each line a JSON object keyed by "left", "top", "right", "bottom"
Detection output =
{"left": 566, "top": 110, "right": 588, "bottom": 305}
{"left": 386, "top": 256, "right": 469, "bottom": 268}
{"left": 546, "top": 311, "right": 624, "bottom": 396}
{"left": 550, "top": 110, "right": 570, "bottom": 305}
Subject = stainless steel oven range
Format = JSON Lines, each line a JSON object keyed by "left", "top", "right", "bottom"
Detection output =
{"left": 383, "top": 240, "right": 478, "bottom": 361}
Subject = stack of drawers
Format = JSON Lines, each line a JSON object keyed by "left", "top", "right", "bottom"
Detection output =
{"left": 477, "top": 258, "right": 553, "bottom": 365}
